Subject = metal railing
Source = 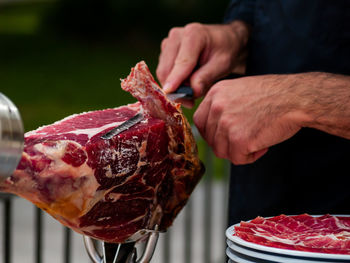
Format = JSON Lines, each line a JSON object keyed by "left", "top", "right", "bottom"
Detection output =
{"left": 0, "top": 139, "right": 230, "bottom": 263}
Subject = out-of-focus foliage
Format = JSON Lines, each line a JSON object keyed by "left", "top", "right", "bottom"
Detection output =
{"left": 42, "top": 0, "right": 229, "bottom": 41}
{"left": 0, "top": 0, "right": 230, "bottom": 131}
{"left": 0, "top": 0, "right": 230, "bottom": 180}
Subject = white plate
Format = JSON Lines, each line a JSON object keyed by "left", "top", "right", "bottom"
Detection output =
{"left": 226, "top": 247, "right": 258, "bottom": 263}
{"left": 227, "top": 239, "right": 339, "bottom": 263}
{"left": 226, "top": 215, "right": 350, "bottom": 261}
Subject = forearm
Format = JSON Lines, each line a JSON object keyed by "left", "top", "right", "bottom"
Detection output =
{"left": 194, "top": 71, "right": 350, "bottom": 164}
{"left": 292, "top": 72, "right": 350, "bottom": 139}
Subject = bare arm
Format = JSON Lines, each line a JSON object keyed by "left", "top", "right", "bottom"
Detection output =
{"left": 193, "top": 72, "right": 350, "bottom": 165}
{"left": 296, "top": 72, "right": 350, "bottom": 139}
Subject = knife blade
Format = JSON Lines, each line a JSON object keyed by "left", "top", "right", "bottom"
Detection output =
{"left": 100, "top": 86, "right": 193, "bottom": 140}
{"left": 167, "top": 85, "right": 194, "bottom": 102}
{"left": 101, "top": 113, "right": 143, "bottom": 140}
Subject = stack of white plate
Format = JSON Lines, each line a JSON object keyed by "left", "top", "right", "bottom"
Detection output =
{"left": 225, "top": 224, "right": 350, "bottom": 263}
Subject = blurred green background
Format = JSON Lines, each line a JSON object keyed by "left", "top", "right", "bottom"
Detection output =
{"left": 0, "top": 0, "right": 230, "bottom": 178}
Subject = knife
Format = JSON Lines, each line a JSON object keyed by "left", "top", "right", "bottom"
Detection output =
{"left": 167, "top": 85, "right": 194, "bottom": 102}
{"left": 100, "top": 73, "right": 246, "bottom": 140}
{"left": 100, "top": 85, "right": 194, "bottom": 140}
{"left": 100, "top": 112, "right": 144, "bottom": 140}
{"left": 166, "top": 73, "right": 245, "bottom": 102}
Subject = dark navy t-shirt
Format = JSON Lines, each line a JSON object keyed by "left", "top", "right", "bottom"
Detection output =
{"left": 224, "top": 0, "right": 350, "bottom": 225}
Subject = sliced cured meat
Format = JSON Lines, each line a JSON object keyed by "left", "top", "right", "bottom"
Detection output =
{"left": 250, "top": 216, "right": 295, "bottom": 234}
{"left": 234, "top": 214, "right": 350, "bottom": 255}
{"left": 269, "top": 214, "right": 311, "bottom": 233}
{"left": 0, "top": 61, "right": 204, "bottom": 243}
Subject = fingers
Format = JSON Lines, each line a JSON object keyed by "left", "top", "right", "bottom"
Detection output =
{"left": 157, "top": 28, "right": 183, "bottom": 86}
{"left": 212, "top": 117, "right": 230, "bottom": 160}
{"left": 228, "top": 144, "right": 269, "bottom": 165}
{"left": 157, "top": 22, "right": 245, "bottom": 98}
{"left": 224, "top": 123, "right": 270, "bottom": 164}
{"left": 193, "top": 95, "right": 212, "bottom": 139}
{"left": 194, "top": 85, "right": 269, "bottom": 165}
{"left": 194, "top": 90, "right": 229, "bottom": 159}
{"left": 250, "top": 148, "right": 269, "bottom": 161}
{"left": 157, "top": 23, "right": 207, "bottom": 94}
{"left": 203, "top": 98, "right": 223, "bottom": 147}
{"left": 162, "top": 31, "right": 205, "bottom": 94}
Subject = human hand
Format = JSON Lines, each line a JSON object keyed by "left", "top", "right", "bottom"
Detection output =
{"left": 193, "top": 75, "right": 307, "bottom": 165}
{"left": 157, "top": 21, "right": 250, "bottom": 102}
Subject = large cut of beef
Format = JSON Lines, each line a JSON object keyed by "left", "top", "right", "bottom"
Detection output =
{"left": 234, "top": 214, "right": 350, "bottom": 254}
{"left": 0, "top": 61, "right": 204, "bottom": 243}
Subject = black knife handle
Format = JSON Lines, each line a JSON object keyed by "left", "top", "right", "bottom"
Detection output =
{"left": 174, "top": 85, "right": 194, "bottom": 99}
{"left": 176, "top": 73, "right": 244, "bottom": 100}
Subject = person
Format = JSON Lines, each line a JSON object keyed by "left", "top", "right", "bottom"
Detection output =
{"left": 156, "top": 0, "right": 350, "bottom": 226}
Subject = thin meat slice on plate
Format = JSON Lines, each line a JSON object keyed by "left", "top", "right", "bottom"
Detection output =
{"left": 0, "top": 61, "right": 204, "bottom": 243}
{"left": 234, "top": 214, "right": 350, "bottom": 255}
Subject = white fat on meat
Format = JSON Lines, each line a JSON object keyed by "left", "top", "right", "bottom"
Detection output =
{"left": 66, "top": 121, "right": 125, "bottom": 139}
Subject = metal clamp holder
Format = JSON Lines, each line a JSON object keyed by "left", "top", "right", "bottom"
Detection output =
{"left": 84, "top": 225, "right": 160, "bottom": 263}
{"left": 0, "top": 93, "right": 24, "bottom": 183}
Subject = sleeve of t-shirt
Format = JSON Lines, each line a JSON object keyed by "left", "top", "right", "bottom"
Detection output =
{"left": 223, "top": 0, "right": 256, "bottom": 26}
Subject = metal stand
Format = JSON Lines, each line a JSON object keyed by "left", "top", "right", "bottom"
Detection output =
{"left": 84, "top": 225, "right": 159, "bottom": 263}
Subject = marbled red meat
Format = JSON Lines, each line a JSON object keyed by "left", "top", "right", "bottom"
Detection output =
{"left": 0, "top": 61, "right": 204, "bottom": 243}
{"left": 235, "top": 214, "right": 350, "bottom": 254}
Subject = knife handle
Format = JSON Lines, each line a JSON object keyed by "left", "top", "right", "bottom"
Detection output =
{"left": 179, "top": 74, "right": 244, "bottom": 96}
{"left": 174, "top": 85, "right": 194, "bottom": 99}
{"left": 176, "top": 73, "right": 244, "bottom": 100}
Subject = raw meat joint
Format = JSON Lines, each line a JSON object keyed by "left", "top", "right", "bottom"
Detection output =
{"left": 235, "top": 214, "right": 350, "bottom": 255}
{"left": 0, "top": 61, "right": 204, "bottom": 243}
